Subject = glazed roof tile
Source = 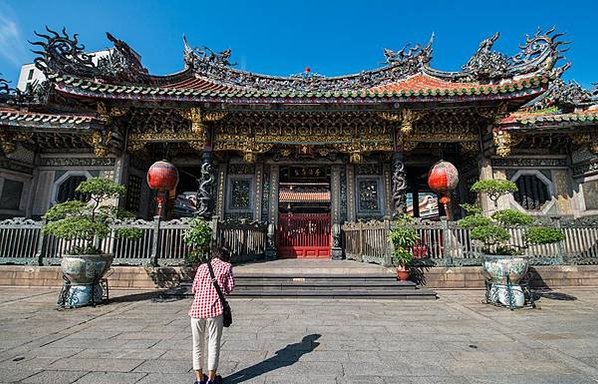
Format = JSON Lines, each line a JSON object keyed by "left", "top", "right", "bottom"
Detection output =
{"left": 52, "top": 73, "right": 548, "bottom": 104}
{"left": 501, "top": 108, "right": 598, "bottom": 127}
{"left": 0, "top": 108, "right": 98, "bottom": 130}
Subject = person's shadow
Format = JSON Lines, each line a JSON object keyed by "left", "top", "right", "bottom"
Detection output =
{"left": 223, "top": 334, "right": 321, "bottom": 383}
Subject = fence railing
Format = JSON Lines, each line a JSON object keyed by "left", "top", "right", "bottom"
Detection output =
{"left": 2, "top": 216, "right": 597, "bottom": 267}
{"left": 0, "top": 217, "right": 268, "bottom": 266}
{"left": 343, "top": 217, "right": 598, "bottom": 267}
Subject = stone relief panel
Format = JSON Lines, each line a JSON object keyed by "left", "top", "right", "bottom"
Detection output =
{"left": 583, "top": 179, "right": 598, "bottom": 211}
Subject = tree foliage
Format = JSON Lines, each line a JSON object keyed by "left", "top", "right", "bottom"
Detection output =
{"left": 388, "top": 214, "right": 419, "bottom": 267}
{"left": 43, "top": 177, "right": 141, "bottom": 255}
{"left": 471, "top": 179, "right": 518, "bottom": 203}
{"left": 183, "top": 217, "right": 213, "bottom": 266}
{"left": 458, "top": 179, "right": 564, "bottom": 255}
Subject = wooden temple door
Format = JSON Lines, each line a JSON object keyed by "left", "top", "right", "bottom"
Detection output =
{"left": 278, "top": 213, "right": 331, "bottom": 258}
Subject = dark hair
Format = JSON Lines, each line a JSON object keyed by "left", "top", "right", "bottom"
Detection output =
{"left": 212, "top": 247, "right": 231, "bottom": 262}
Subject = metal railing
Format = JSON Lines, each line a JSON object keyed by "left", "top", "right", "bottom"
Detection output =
{"left": 342, "top": 217, "right": 598, "bottom": 267}
{"left": 1, "top": 215, "right": 597, "bottom": 267}
{"left": 0, "top": 217, "right": 268, "bottom": 266}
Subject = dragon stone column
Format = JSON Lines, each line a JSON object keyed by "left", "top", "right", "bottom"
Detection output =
{"left": 392, "top": 152, "right": 408, "bottom": 218}
{"left": 197, "top": 150, "right": 215, "bottom": 218}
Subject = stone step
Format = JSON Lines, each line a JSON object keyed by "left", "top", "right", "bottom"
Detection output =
{"left": 167, "top": 283, "right": 436, "bottom": 299}
{"left": 231, "top": 289, "right": 438, "bottom": 299}
{"left": 167, "top": 271, "right": 437, "bottom": 299}
{"left": 234, "top": 274, "right": 398, "bottom": 282}
{"left": 233, "top": 280, "right": 413, "bottom": 288}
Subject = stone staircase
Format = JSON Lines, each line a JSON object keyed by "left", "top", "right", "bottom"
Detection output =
{"left": 168, "top": 259, "right": 437, "bottom": 299}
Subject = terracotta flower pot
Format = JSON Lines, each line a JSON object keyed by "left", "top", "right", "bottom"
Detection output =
{"left": 396, "top": 266, "right": 410, "bottom": 281}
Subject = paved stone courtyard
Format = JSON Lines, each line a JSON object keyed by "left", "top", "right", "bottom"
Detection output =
{"left": 1, "top": 287, "right": 598, "bottom": 383}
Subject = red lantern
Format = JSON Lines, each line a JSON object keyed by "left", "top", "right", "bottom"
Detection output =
{"left": 147, "top": 160, "right": 179, "bottom": 191}
{"left": 427, "top": 160, "right": 459, "bottom": 219}
{"left": 147, "top": 160, "right": 179, "bottom": 218}
{"left": 427, "top": 160, "right": 459, "bottom": 194}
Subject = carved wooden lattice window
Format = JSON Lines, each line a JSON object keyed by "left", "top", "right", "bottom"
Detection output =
{"left": 227, "top": 176, "right": 253, "bottom": 212}
{"left": 513, "top": 174, "right": 550, "bottom": 211}
{"left": 126, "top": 174, "right": 142, "bottom": 213}
{"left": 56, "top": 176, "right": 89, "bottom": 203}
{"left": 356, "top": 177, "right": 382, "bottom": 215}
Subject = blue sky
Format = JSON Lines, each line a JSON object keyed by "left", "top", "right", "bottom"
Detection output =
{"left": 0, "top": 0, "right": 596, "bottom": 87}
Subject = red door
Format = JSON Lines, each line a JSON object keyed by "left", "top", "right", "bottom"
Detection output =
{"left": 278, "top": 213, "right": 331, "bottom": 258}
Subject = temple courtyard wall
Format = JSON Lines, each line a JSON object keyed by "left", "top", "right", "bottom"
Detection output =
{"left": 1, "top": 264, "right": 597, "bottom": 290}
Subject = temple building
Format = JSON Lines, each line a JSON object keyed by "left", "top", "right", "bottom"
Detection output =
{"left": 0, "top": 27, "right": 597, "bottom": 259}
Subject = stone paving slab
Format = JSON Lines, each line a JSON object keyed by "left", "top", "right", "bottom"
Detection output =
{"left": 1, "top": 287, "right": 598, "bottom": 383}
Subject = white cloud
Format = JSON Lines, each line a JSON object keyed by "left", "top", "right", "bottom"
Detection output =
{"left": 0, "top": 4, "right": 28, "bottom": 69}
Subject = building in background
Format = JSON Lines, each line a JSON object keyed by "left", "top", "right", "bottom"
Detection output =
{"left": 0, "top": 28, "right": 597, "bottom": 258}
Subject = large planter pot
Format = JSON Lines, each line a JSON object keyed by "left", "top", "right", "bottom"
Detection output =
{"left": 60, "top": 254, "right": 113, "bottom": 308}
{"left": 61, "top": 254, "right": 114, "bottom": 284}
{"left": 489, "top": 283, "right": 525, "bottom": 308}
{"left": 482, "top": 255, "right": 529, "bottom": 285}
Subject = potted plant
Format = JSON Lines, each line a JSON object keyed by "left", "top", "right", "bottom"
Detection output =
{"left": 43, "top": 177, "right": 141, "bottom": 307}
{"left": 389, "top": 214, "right": 419, "bottom": 281}
{"left": 183, "top": 216, "right": 213, "bottom": 267}
{"left": 458, "top": 179, "right": 565, "bottom": 308}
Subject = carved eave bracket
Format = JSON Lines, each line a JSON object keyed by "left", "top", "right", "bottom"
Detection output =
{"left": 570, "top": 132, "right": 598, "bottom": 154}
{"left": 96, "top": 102, "right": 128, "bottom": 126}
{"left": 0, "top": 128, "right": 33, "bottom": 155}
{"left": 492, "top": 128, "right": 523, "bottom": 157}
{"left": 84, "top": 129, "right": 112, "bottom": 157}
{"left": 378, "top": 109, "right": 425, "bottom": 135}
{"left": 460, "top": 141, "right": 480, "bottom": 155}
{"left": 179, "top": 108, "right": 226, "bottom": 148}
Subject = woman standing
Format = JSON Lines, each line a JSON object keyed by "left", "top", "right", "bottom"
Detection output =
{"left": 189, "top": 248, "right": 235, "bottom": 384}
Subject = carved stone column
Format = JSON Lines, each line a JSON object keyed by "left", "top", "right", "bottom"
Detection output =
{"left": 391, "top": 152, "right": 408, "bottom": 218}
{"left": 197, "top": 150, "right": 215, "bottom": 218}
{"left": 254, "top": 163, "right": 264, "bottom": 222}
{"left": 215, "top": 164, "right": 227, "bottom": 220}
{"left": 266, "top": 164, "right": 280, "bottom": 259}
{"left": 331, "top": 165, "right": 343, "bottom": 259}
{"left": 347, "top": 164, "right": 356, "bottom": 222}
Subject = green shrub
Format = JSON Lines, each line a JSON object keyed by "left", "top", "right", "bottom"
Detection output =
{"left": 388, "top": 214, "right": 419, "bottom": 267}
{"left": 43, "top": 177, "right": 141, "bottom": 255}
{"left": 471, "top": 179, "right": 517, "bottom": 207}
{"left": 491, "top": 209, "right": 535, "bottom": 226}
{"left": 458, "top": 178, "right": 564, "bottom": 255}
{"left": 183, "top": 217, "right": 212, "bottom": 265}
{"left": 525, "top": 226, "right": 566, "bottom": 245}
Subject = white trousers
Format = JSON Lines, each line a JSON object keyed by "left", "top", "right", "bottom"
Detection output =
{"left": 191, "top": 315, "right": 223, "bottom": 371}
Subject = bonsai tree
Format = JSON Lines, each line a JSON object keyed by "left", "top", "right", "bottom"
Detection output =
{"left": 471, "top": 179, "right": 518, "bottom": 211}
{"left": 389, "top": 214, "right": 420, "bottom": 271}
{"left": 43, "top": 177, "right": 141, "bottom": 255}
{"left": 458, "top": 180, "right": 565, "bottom": 255}
{"left": 183, "top": 217, "right": 213, "bottom": 266}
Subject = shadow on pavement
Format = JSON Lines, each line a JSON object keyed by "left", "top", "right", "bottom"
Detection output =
{"left": 536, "top": 290, "right": 578, "bottom": 301}
{"left": 109, "top": 290, "right": 186, "bottom": 303}
{"left": 223, "top": 334, "right": 321, "bottom": 383}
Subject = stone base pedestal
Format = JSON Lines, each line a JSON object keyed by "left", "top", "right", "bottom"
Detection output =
{"left": 265, "top": 247, "right": 277, "bottom": 261}
{"left": 331, "top": 247, "right": 344, "bottom": 260}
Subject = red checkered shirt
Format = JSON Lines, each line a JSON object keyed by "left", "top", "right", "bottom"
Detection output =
{"left": 188, "top": 258, "right": 235, "bottom": 319}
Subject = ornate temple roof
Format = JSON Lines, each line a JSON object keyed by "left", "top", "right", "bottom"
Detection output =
{"left": 500, "top": 81, "right": 598, "bottom": 129}
{"left": 26, "top": 27, "right": 572, "bottom": 105}
{"left": 0, "top": 108, "right": 98, "bottom": 130}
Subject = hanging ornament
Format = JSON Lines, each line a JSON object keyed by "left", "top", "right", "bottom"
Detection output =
{"left": 427, "top": 160, "right": 459, "bottom": 219}
{"left": 147, "top": 160, "right": 179, "bottom": 218}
